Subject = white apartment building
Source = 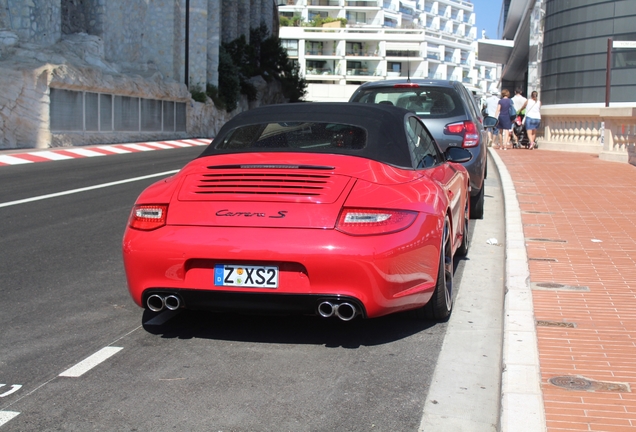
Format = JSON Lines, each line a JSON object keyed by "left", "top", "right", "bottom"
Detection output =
{"left": 279, "top": 0, "right": 499, "bottom": 101}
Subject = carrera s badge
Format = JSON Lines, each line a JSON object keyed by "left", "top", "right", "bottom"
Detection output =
{"left": 216, "top": 209, "right": 287, "bottom": 218}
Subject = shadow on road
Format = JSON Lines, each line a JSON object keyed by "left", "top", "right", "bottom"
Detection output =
{"left": 142, "top": 308, "right": 440, "bottom": 348}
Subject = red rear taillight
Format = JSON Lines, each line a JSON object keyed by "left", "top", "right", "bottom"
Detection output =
{"left": 444, "top": 121, "right": 480, "bottom": 148}
{"left": 336, "top": 208, "right": 417, "bottom": 236}
{"left": 129, "top": 204, "right": 168, "bottom": 230}
{"left": 393, "top": 83, "right": 420, "bottom": 88}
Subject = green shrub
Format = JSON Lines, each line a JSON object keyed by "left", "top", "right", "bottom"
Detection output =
{"left": 206, "top": 84, "right": 225, "bottom": 110}
{"left": 190, "top": 84, "right": 207, "bottom": 103}
{"left": 310, "top": 17, "right": 347, "bottom": 28}
{"left": 213, "top": 23, "right": 307, "bottom": 109}
{"left": 218, "top": 46, "right": 240, "bottom": 112}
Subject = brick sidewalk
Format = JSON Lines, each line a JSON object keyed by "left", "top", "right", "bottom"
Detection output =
{"left": 497, "top": 148, "right": 636, "bottom": 432}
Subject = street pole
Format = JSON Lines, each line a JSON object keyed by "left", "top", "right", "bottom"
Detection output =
{"left": 605, "top": 37, "right": 612, "bottom": 107}
{"left": 185, "top": 0, "right": 190, "bottom": 89}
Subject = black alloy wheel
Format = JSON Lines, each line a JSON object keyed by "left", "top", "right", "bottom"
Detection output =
{"left": 418, "top": 216, "right": 453, "bottom": 321}
{"left": 457, "top": 191, "right": 470, "bottom": 256}
{"left": 470, "top": 185, "right": 484, "bottom": 219}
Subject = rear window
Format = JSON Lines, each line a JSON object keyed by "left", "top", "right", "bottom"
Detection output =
{"left": 352, "top": 86, "right": 465, "bottom": 118}
{"left": 215, "top": 122, "right": 367, "bottom": 152}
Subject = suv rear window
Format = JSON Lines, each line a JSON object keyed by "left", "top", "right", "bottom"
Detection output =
{"left": 215, "top": 122, "right": 367, "bottom": 151}
{"left": 352, "top": 86, "right": 465, "bottom": 118}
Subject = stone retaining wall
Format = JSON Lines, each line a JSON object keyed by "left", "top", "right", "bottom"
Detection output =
{"left": 0, "top": 0, "right": 280, "bottom": 149}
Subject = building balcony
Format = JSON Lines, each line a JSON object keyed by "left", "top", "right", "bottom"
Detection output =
{"left": 306, "top": 67, "right": 337, "bottom": 76}
{"left": 308, "top": 0, "right": 340, "bottom": 6}
{"left": 347, "top": 0, "right": 379, "bottom": 6}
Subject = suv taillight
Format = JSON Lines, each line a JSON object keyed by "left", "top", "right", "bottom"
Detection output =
{"left": 444, "top": 121, "right": 480, "bottom": 148}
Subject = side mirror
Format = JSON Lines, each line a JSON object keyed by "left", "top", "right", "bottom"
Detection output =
{"left": 483, "top": 115, "right": 499, "bottom": 128}
{"left": 445, "top": 146, "right": 473, "bottom": 163}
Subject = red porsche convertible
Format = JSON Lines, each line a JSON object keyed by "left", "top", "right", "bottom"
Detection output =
{"left": 123, "top": 103, "right": 472, "bottom": 321}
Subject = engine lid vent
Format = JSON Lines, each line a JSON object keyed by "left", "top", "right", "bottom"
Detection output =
{"left": 178, "top": 166, "right": 351, "bottom": 203}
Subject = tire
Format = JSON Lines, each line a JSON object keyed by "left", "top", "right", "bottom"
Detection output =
{"left": 457, "top": 192, "right": 470, "bottom": 256}
{"left": 417, "top": 217, "right": 453, "bottom": 321}
{"left": 470, "top": 185, "right": 484, "bottom": 219}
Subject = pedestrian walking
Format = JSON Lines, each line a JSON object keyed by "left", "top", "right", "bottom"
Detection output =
{"left": 484, "top": 91, "right": 500, "bottom": 147}
{"left": 494, "top": 89, "right": 513, "bottom": 150}
{"left": 520, "top": 91, "right": 541, "bottom": 150}
{"left": 511, "top": 88, "right": 527, "bottom": 116}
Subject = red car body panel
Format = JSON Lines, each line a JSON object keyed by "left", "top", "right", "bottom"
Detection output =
{"left": 123, "top": 153, "right": 465, "bottom": 318}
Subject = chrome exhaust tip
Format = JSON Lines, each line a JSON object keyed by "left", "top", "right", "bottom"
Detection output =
{"left": 318, "top": 301, "right": 335, "bottom": 318}
{"left": 147, "top": 294, "right": 165, "bottom": 312}
{"left": 164, "top": 294, "right": 181, "bottom": 311}
{"left": 335, "top": 302, "right": 357, "bottom": 321}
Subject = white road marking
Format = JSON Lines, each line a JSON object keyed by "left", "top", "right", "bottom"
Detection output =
{"left": 0, "top": 155, "right": 32, "bottom": 165}
{"left": 181, "top": 139, "right": 208, "bottom": 145}
{"left": 64, "top": 148, "right": 107, "bottom": 157}
{"left": 121, "top": 143, "right": 155, "bottom": 151}
{"left": 0, "top": 411, "right": 20, "bottom": 426}
{"left": 59, "top": 347, "right": 123, "bottom": 378}
{"left": 0, "top": 384, "right": 22, "bottom": 398}
{"left": 0, "top": 170, "right": 179, "bottom": 208}
{"left": 99, "top": 146, "right": 131, "bottom": 154}
{"left": 143, "top": 142, "right": 173, "bottom": 149}
{"left": 162, "top": 140, "right": 192, "bottom": 147}
{"left": 29, "top": 151, "right": 74, "bottom": 161}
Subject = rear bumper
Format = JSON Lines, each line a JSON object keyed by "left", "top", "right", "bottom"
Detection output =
{"left": 123, "top": 216, "right": 441, "bottom": 319}
{"left": 143, "top": 289, "right": 367, "bottom": 318}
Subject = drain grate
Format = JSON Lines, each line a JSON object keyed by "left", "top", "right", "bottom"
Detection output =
{"left": 519, "top": 201, "right": 537, "bottom": 204}
{"left": 550, "top": 376, "right": 592, "bottom": 390}
{"left": 549, "top": 375, "right": 631, "bottom": 392}
{"left": 537, "top": 320, "right": 576, "bottom": 328}
{"left": 531, "top": 282, "right": 590, "bottom": 292}
{"left": 526, "top": 238, "right": 567, "bottom": 243}
{"left": 528, "top": 258, "right": 558, "bottom": 262}
{"left": 524, "top": 223, "right": 545, "bottom": 227}
{"left": 522, "top": 211, "right": 554, "bottom": 214}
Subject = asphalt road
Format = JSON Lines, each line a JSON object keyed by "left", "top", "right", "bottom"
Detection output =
{"left": 0, "top": 147, "right": 503, "bottom": 431}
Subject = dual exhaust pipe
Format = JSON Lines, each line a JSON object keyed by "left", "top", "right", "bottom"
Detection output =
{"left": 146, "top": 294, "right": 182, "bottom": 312}
{"left": 317, "top": 301, "right": 358, "bottom": 321}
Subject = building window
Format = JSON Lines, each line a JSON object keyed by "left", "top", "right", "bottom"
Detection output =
{"left": 346, "top": 11, "right": 367, "bottom": 24}
{"left": 282, "top": 39, "right": 299, "bottom": 57}
{"left": 389, "top": 62, "right": 401, "bottom": 73}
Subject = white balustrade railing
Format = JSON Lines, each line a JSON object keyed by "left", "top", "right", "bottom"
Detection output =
{"left": 537, "top": 105, "right": 636, "bottom": 165}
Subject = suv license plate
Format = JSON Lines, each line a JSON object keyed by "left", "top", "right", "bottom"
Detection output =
{"left": 214, "top": 264, "right": 278, "bottom": 288}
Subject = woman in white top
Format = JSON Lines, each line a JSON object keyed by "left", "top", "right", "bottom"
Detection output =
{"left": 521, "top": 91, "right": 541, "bottom": 150}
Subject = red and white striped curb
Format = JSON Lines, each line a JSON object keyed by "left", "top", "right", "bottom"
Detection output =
{"left": 0, "top": 138, "right": 211, "bottom": 167}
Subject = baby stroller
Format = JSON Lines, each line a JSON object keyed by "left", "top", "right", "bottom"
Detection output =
{"left": 512, "top": 116, "right": 530, "bottom": 149}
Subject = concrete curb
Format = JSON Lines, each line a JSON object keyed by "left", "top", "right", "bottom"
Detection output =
{"left": 488, "top": 148, "right": 546, "bottom": 432}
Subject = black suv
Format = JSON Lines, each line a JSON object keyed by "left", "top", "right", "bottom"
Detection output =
{"left": 349, "top": 79, "right": 487, "bottom": 218}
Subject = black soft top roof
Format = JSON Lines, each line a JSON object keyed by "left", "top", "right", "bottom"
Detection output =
{"left": 199, "top": 102, "right": 415, "bottom": 168}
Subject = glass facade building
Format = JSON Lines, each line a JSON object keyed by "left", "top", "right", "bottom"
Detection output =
{"left": 542, "top": 0, "right": 636, "bottom": 105}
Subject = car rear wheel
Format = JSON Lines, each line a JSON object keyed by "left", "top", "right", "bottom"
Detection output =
{"left": 470, "top": 185, "right": 484, "bottom": 219}
{"left": 457, "top": 192, "right": 470, "bottom": 256}
{"left": 417, "top": 217, "right": 453, "bottom": 321}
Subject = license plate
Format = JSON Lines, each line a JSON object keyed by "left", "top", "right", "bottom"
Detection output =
{"left": 214, "top": 264, "right": 279, "bottom": 288}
